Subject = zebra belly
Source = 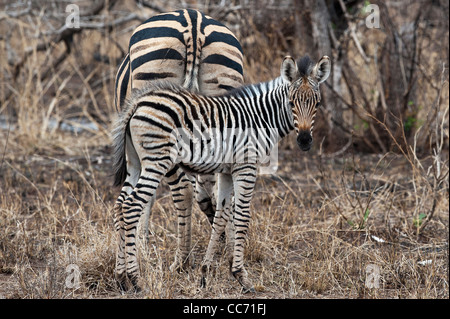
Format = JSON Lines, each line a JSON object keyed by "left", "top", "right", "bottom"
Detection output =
{"left": 177, "top": 161, "right": 231, "bottom": 176}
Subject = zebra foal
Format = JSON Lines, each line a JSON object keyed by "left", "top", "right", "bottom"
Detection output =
{"left": 112, "top": 55, "right": 331, "bottom": 292}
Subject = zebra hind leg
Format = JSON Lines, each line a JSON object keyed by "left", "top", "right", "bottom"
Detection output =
{"left": 196, "top": 174, "right": 229, "bottom": 243}
{"left": 166, "top": 166, "right": 194, "bottom": 272}
{"left": 195, "top": 174, "right": 217, "bottom": 225}
{"left": 200, "top": 173, "right": 233, "bottom": 288}
{"left": 120, "top": 165, "right": 167, "bottom": 292}
{"left": 113, "top": 159, "right": 140, "bottom": 292}
{"left": 113, "top": 198, "right": 127, "bottom": 291}
{"left": 138, "top": 196, "right": 155, "bottom": 244}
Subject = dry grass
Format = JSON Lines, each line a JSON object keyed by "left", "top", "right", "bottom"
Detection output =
{"left": 0, "top": 0, "right": 448, "bottom": 300}
{"left": 1, "top": 136, "right": 448, "bottom": 299}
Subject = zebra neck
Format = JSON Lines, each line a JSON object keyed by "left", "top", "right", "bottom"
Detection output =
{"left": 251, "top": 78, "right": 295, "bottom": 140}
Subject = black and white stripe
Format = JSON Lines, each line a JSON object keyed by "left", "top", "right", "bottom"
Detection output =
{"left": 112, "top": 9, "right": 244, "bottom": 290}
{"left": 116, "top": 9, "right": 244, "bottom": 108}
{"left": 127, "top": 9, "right": 243, "bottom": 94}
{"left": 112, "top": 55, "right": 330, "bottom": 292}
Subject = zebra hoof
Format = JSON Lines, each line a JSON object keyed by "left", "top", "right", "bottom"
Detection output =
{"left": 200, "top": 264, "right": 209, "bottom": 288}
{"left": 116, "top": 278, "right": 141, "bottom": 293}
{"left": 129, "top": 276, "right": 142, "bottom": 293}
{"left": 116, "top": 279, "right": 128, "bottom": 292}
{"left": 115, "top": 272, "right": 129, "bottom": 292}
{"left": 241, "top": 286, "right": 256, "bottom": 294}
{"left": 200, "top": 275, "right": 207, "bottom": 288}
{"left": 232, "top": 268, "right": 254, "bottom": 294}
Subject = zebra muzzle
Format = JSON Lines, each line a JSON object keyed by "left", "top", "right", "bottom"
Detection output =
{"left": 297, "top": 131, "right": 312, "bottom": 151}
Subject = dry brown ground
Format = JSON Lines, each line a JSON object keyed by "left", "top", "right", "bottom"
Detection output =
{"left": 0, "top": 131, "right": 448, "bottom": 299}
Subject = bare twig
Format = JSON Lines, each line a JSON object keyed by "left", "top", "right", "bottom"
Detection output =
{"left": 45, "top": 12, "right": 143, "bottom": 35}
{"left": 0, "top": 2, "right": 32, "bottom": 22}
{"left": 137, "top": 0, "right": 165, "bottom": 14}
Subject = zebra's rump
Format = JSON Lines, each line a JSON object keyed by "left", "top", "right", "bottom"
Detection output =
{"left": 128, "top": 9, "right": 243, "bottom": 96}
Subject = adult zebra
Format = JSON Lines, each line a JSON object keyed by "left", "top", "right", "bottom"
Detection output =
{"left": 115, "top": 9, "right": 244, "bottom": 108}
{"left": 113, "top": 9, "right": 244, "bottom": 289}
{"left": 112, "top": 55, "right": 331, "bottom": 292}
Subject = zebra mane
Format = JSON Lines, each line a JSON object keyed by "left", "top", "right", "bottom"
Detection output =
{"left": 127, "top": 77, "right": 288, "bottom": 106}
{"left": 221, "top": 56, "right": 314, "bottom": 99}
{"left": 297, "top": 55, "right": 314, "bottom": 77}
{"left": 221, "top": 76, "right": 287, "bottom": 99}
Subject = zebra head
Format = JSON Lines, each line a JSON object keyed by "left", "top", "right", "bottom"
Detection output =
{"left": 281, "top": 55, "right": 331, "bottom": 151}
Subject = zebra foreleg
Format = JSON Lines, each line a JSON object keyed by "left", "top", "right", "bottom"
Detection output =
{"left": 230, "top": 165, "right": 257, "bottom": 294}
{"left": 224, "top": 196, "right": 235, "bottom": 270}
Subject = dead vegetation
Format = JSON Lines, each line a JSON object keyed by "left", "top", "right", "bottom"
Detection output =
{"left": 0, "top": 0, "right": 448, "bottom": 299}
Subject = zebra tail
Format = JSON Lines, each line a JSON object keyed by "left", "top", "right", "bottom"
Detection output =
{"left": 185, "top": 57, "right": 200, "bottom": 92}
{"left": 112, "top": 96, "right": 137, "bottom": 187}
{"left": 182, "top": 31, "right": 201, "bottom": 92}
{"left": 112, "top": 116, "right": 128, "bottom": 187}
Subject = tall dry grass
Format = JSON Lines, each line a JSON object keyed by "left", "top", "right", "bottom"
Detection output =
{"left": 2, "top": 147, "right": 447, "bottom": 298}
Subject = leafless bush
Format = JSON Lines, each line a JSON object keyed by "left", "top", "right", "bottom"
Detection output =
{"left": 2, "top": 0, "right": 448, "bottom": 154}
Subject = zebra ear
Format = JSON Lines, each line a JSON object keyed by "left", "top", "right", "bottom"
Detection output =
{"left": 312, "top": 56, "right": 331, "bottom": 84}
{"left": 281, "top": 56, "right": 298, "bottom": 83}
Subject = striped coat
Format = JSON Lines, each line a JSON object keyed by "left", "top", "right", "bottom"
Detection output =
{"left": 115, "top": 9, "right": 244, "bottom": 109}
{"left": 112, "top": 55, "right": 331, "bottom": 292}
{"left": 112, "top": 10, "right": 245, "bottom": 290}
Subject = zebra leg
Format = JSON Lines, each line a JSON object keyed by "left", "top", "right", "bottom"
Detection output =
{"left": 139, "top": 169, "right": 191, "bottom": 245}
{"left": 122, "top": 163, "right": 168, "bottom": 291}
{"left": 230, "top": 165, "right": 257, "bottom": 293}
{"left": 113, "top": 193, "right": 128, "bottom": 290}
{"left": 200, "top": 173, "right": 233, "bottom": 288}
{"left": 166, "top": 166, "right": 194, "bottom": 272}
{"left": 114, "top": 139, "right": 141, "bottom": 291}
{"left": 195, "top": 174, "right": 217, "bottom": 225}
{"left": 139, "top": 196, "right": 155, "bottom": 244}
{"left": 197, "top": 174, "right": 230, "bottom": 244}
{"left": 224, "top": 195, "right": 235, "bottom": 269}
